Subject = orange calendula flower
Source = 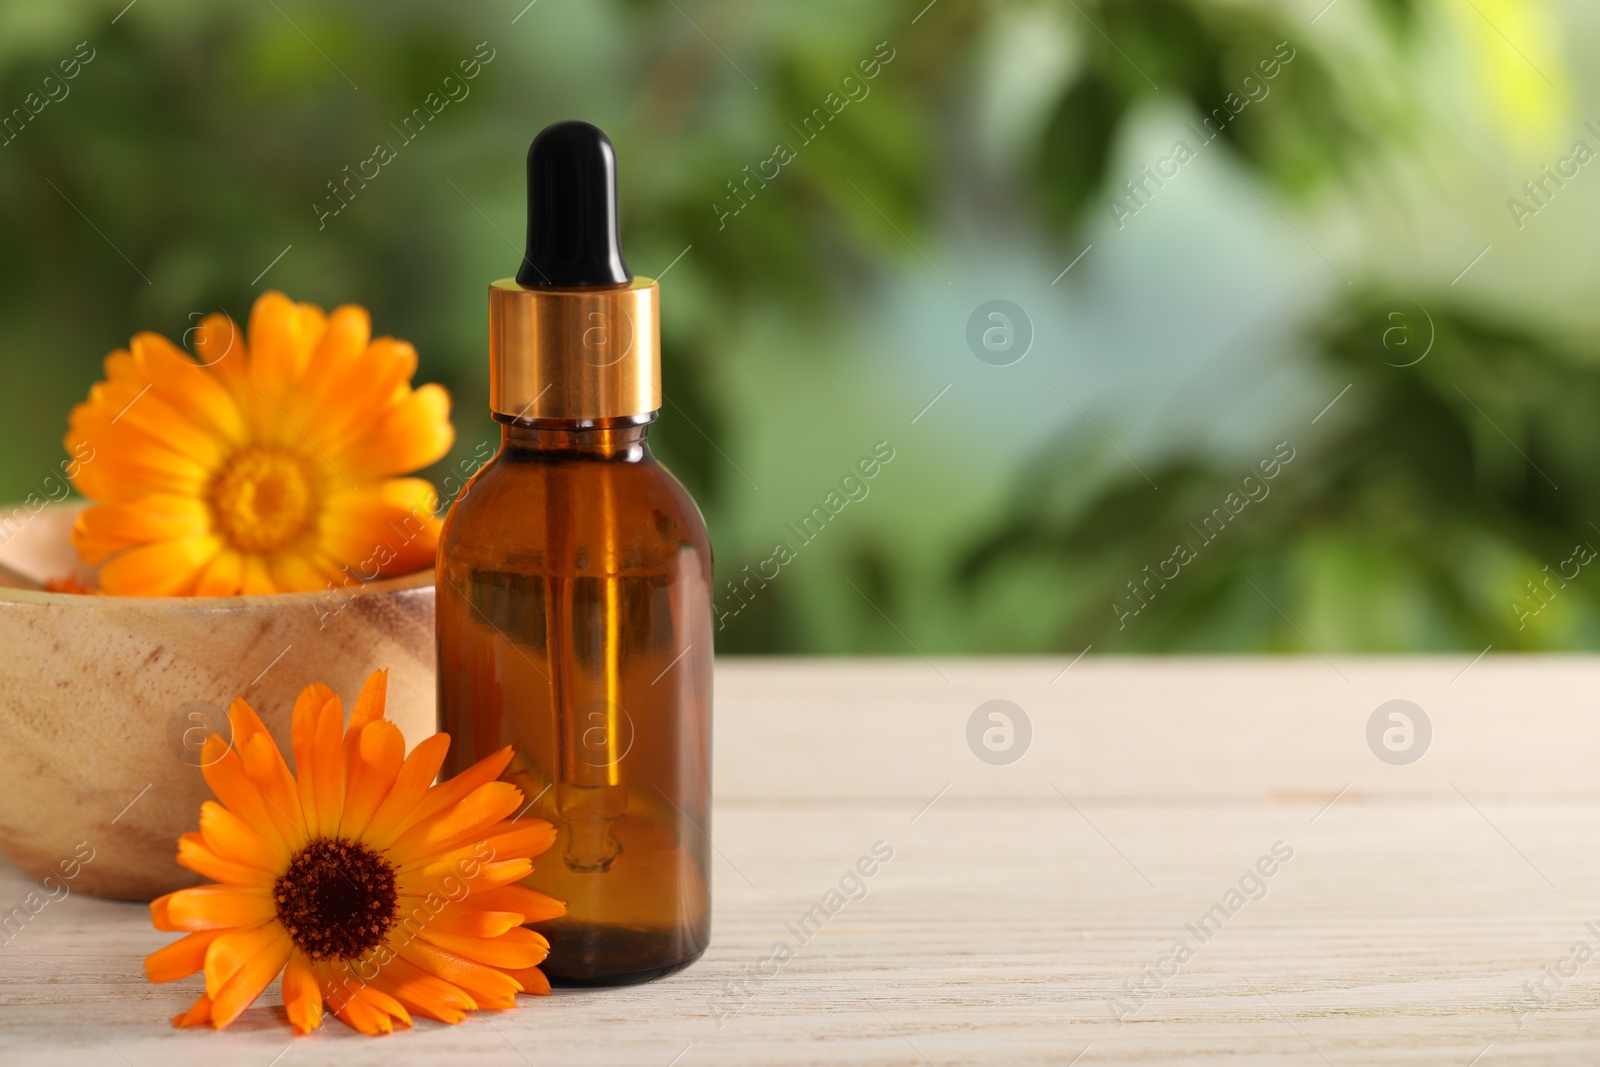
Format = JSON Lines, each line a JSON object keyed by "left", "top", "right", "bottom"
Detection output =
{"left": 144, "top": 670, "right": 564, "bottom": 1034}
{"left": 65, "top": 291, "right": 454, "bottom": 595}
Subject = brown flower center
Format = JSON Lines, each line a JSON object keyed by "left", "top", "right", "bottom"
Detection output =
{"left": 209, "top": 446, "right": 318, "bottom": 554}
{"left": 274, "top": 838, "right": 398, "bottom": 961}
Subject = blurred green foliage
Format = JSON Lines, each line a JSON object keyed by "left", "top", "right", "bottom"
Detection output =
{"left": 0, "top": 0, "right": 1592, "bottom": 653}
{"left": 961, "top": 295, "right": 1600, "bottom": 651}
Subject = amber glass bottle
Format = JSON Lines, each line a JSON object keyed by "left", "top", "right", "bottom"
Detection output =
{"left": 436, "top": 121, "right": 712, "bottom": 984}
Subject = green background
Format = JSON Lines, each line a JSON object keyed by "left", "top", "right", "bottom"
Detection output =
{"left": 2, "top": 0, "right": 1598, "bottom": 655}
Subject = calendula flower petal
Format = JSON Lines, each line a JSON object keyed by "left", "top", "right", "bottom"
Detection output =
{"left": 290, "top": 685, "right": 339, "bottom": 837}
{"left": 71, "top": 495, "right": 210, "bottom": 566}
{"left": 210, "top": 928, "right": 293, "bottom": 1029}
{"left": 339, "top": 720, "right": 406, "bottom": 840}
{"left": 110, "top": 342, "right": 233, "bottom": 467}
{"left": 305, "top": 697, "right": 347, "bottom": 838}
{"left": 225, "top": 697, "right": 311, "bottom": 845}
{"left": 97, "top": 535, "right": 222, "bottom": 597}
{"left": 239, "top": 733, "right": 309, "bottom": 845}
{"left": 162, "top": 885, "right": 276, "bottom": 932}
{"left": 290, "top": 305, "right": 373, "bottom": 430}
{"left": 371, "top": 745, "right": 515, "bottom": 849}
{"left": 503, "top": 965, "right": 552, "bottom": 996}
{"left": 128, "top": 331, "right": 248, "bottom": 445}
{"left": 366, "top": 955, "right": 476, "bottom": 1024}
{"left": 324, "top": 962, "right": 413, "bottom": 1035}
{"left": 192, "top": 550, "right": 247, "bottom": 597}
{"left": 347, "top": 668, "right": 389, "bottom": 736}
{"left": 247, "top": 292, "right": 318, "bottom": 414}
{"left": 360, "top": 733, "right": 453, "bottom": 845}
{"left": 397, "top": 858, "right": 534, "bottom": 899}
{"left": 307, "top": 337, "right": 420, "bottom": 457}
{"left": 170, "top": 993, "right": 214, "bottom": 1028}
{"left": 199, "top": 743, "right": 299, "bottom": 855}
{"left": 191, "top": 313, "right": 245, "bottom": 381}
{"left": 394, "top": 939, "right": 523, "bottom": 1003}
{"left": 470, "top": 884, "right": 568, "bottom": 924}
{"left": 239, "top": 555, "right": 277, "bottom": 595}
{"left": 199, "top": 800, "right": 289, "bottom": 871}
{"left": 416, "top": 927, "right": 550, "bottom": 971}
{"left": 335, "top": 383, "right": 455, "bottom": 482}
{"left": 484, "top": 819, "right": 560, "bottom": 859}
{"left": 318, "top": 484, "right": 442, "bottom": 581}
{"left": 388, "top": 781, "right": 524, "bottom": 864}
{"left": 420, "top": 904, "right": 528, "bottom": 939}
{"left": 144, "top": 929, "right": 225, "bottom": 984}
{"left": 205, "top": 921, "right": 287, "bottom": 999}
{"left": 176, "top": 833, "right": 276, "bottom": 887}
{"left": 276, "top": 556, "right": 343, "bottom": 598}
{"left": 282, "top": 951, "right": 323, "bottom": 1035}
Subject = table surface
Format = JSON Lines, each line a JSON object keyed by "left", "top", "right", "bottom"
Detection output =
{"left": 4, "top": 656, "right": 1600, "bottom": 1065}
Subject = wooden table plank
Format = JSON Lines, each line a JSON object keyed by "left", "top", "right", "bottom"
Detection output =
{"left": 2, "top": 658, "right": 1598, "bottom": 1064}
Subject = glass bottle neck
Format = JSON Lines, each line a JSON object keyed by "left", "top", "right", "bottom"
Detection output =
{"left": 496, "top": 413, "right": 655, "bottom": 459}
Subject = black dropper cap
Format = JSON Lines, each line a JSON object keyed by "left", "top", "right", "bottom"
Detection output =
{"left": 516, "top": 120, "right": 632, "bottom": 288}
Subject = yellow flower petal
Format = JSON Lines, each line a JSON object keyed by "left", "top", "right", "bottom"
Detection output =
{"left": 339, "top": 720, "right": 405, "bottom": 840}
{"left": 291, "top": 690, "right": 346, "bottom": 839}
{"left": 144, "top": 928, "right": 225, "bottom": 984}
{"left": 419, "top": 904, "right": 527, "bottom": 939}
{"left": 318, "top": 481, "right": 441, "bottom": 580}
{"left": 282, "top": 950, "right": 324, "bottom": 1035}
{"left": 470, "top": 884, "right": 567, "bottom": 924}
{"left": 267, "top": 550, "right": 339, "bottom": 594}
{"left": 365, "top": 955, "right": 476, "bottom": 1024}
{"left": 129, "top": 332, "right": 248, "bottom": 446}
{"left": 361, "top": 733, "right": 452, "bottom": 846}
{"left": 504, "top": 965, "right": 552, "bottom": 995}
{"left": 309, "top": 337, "right": 419, "bottom": 455}
{"left": 66, "top": 290, "right": 450, "bottom": 597}
{"left": 247, "top": 291, "right": 318, "bottom": 412}
{"left": 371, "top": 745, "right": 514, "bottom": 849}
{"left": 415, "top": 926, "right": 550, "bottom": 970}
{"left": 324, "top": 966, "right": 412, "bottom": 1035}
{"left": 192, "top": 549, "right": 245, "bottom": 597}
{"left": 71, "top": 495, "right": 210, "bottom": 566}
{"left": 170, "top": 993, "right": 214, "bottom": 1028}
{"left": 103, "top": 342, "right": 233, "bottom": 466}
{"left": 347, "top": 668, "right": 389, "bottom": 736}
{"left": 238, "top": 732, "right": 309, "bottom": 845}
{"left": 198, "top": 800, "right": 289, "bottom": 871}
{"left": 394, "top": 939, "right": 523, "bottom": 1004}
{"left": 333, "top": 383, "right": 455, "bottom": 482}
{"left": 204, "top": 921, "right": 286, "bottom": 999}
{"left": 98, "top": 535, "right": 222, "bottom": 597}
{"left": 209, "top": 926, "right": 293, "bottom": 1028}
{"left": 239, "top": 554, "right": 278, "bottom": 595}
{"left": 162, "top": 885, "right": 276, "bottom": 932}
{"left": 176, "top": 833, "right": 276, "bottom": 888}
{"left": 389, "top": 781, "right": 524, "bottom": 865}
{"left": 191, "top": 313, "right": 248, "bottom": 401}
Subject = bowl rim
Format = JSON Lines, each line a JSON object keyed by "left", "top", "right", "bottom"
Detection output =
{"left": 0, "top": 499, "right": 438, "bottom": 607}
{"left": 0, "top": 564, "right": 435, "bottom": 607}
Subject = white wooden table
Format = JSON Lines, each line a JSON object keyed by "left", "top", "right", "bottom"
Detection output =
{"left": 4, "top": 657, "right": 1599, "bottom": 1065}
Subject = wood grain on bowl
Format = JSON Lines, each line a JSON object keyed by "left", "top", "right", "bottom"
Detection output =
{"left": 0, "top": 503, "right": 438, "bottom": 901}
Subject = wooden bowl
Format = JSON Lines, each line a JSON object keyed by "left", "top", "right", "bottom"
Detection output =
{"left": 0, "top": 503, "right": 436, "bottom": 901}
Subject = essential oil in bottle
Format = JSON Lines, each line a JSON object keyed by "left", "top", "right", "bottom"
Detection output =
{"left": 436, "top": 120, "right": 712, "bottom": 985}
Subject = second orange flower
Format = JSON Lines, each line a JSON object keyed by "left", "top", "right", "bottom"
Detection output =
{"left": 144, "top": 670, "right": 564, "bottom": 1033}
